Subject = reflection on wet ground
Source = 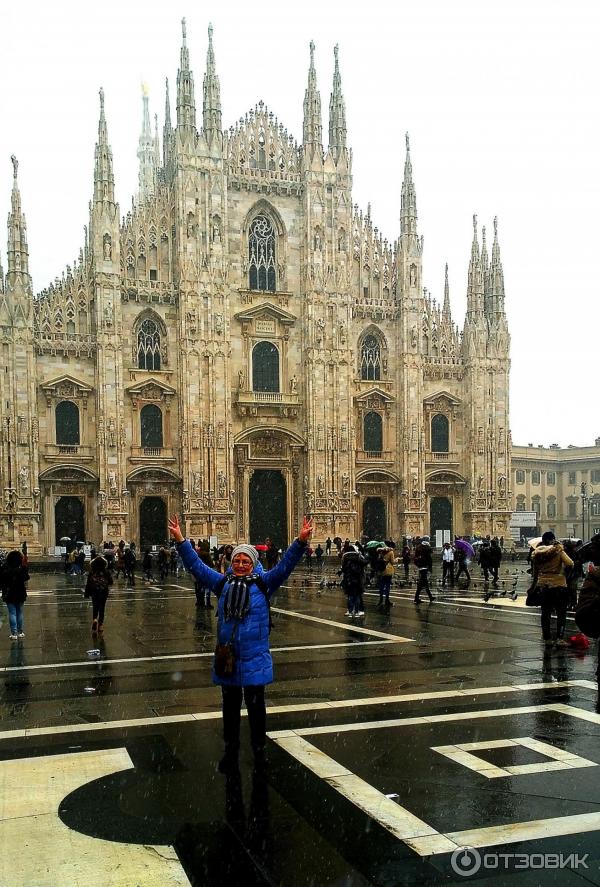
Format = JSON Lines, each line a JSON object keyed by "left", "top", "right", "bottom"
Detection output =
{"left": 0, "top": 559, "right": 598, "bottom": 884}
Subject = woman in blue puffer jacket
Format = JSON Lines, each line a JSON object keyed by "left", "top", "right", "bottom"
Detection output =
{"left": 168, "top": 513, "right": 313, "bottom": 771}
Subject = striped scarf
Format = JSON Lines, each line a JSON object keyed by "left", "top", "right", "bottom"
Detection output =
{"left": 222, "top": 575, "right": 253, "bottom": 621}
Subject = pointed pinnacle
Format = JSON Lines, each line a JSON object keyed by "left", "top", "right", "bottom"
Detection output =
{"left": 182, "top": 17, "right": 187, "bottom": 41}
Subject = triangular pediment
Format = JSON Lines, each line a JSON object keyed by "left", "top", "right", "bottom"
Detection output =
{"left": 423, "top": 389, "right": 461, "bottom": 407}
{"left": 234, "top": 302, "right": 297, "bottom": 325}
{"left": 126, "top": 377, "right": 177, "bottom": 397}
{"left": 40, "top": 374, "right": 93, "bottom": 395}
{"left": 354, "top": 387, "right": 395, "bottom": 405}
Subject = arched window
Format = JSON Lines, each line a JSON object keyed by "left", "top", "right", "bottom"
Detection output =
{"left": 360, "top": 334, "right": 381, "bottom": 380}
{"left": 431, "top": 414, "right": 449, "bottom": 453}
{"left": 137, "top": 318, "right": 161, "bottom": 371}
{"left": 532, "top": 495, "right": 541, "bottom": 516}
{"left": 547, "top": 496, "right": 557, "bottom": 518}
{"left": 363, "top": 411, "right": 383, "bottom": 453}
{"left": 516, "top": 495, "right": 526, "bottom": 512}
{"left": 252, "top": 342, "right": 279, "bottom": 392}
{"left": 56, "top": 401, "right": 80, "bottom": 446}
{"left": 140, "top": 404, "right": 163, "bottom": 448}
{"left": 248, "top": 215, "right": 276, "bottom": 292}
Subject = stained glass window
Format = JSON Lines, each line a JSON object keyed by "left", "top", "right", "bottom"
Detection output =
{"left": 137, "top": 318, "right": 161, "bottom": 371}
{"left": 360, "top": 334, "right": 381, "bottom": 381}
{"left": 249, "top": 215, "right": 276, "bottom": 292}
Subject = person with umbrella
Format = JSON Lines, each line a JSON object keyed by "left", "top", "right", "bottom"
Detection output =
{"left": 454, "top": 538, "right": 473, "bottom": 585}
{"left": 168, "top": 513, "right": 313, "bottom": 772}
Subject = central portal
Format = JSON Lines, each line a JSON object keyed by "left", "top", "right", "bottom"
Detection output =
{"left": 249, "top": 470, "right": 288, "bottom": 549}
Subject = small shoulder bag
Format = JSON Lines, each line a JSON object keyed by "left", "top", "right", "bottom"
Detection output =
{"left": 214, "top": 619, "right": 240, "bottom": 678}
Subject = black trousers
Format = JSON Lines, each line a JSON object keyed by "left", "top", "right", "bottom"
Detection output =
{"left": 442, "top": 561, "right": 454, "bottom": 585}
{"left": 222, "top": 685, "right": 266, "bottom": 752}
{"left": 456, "top": 562, "right": 471, "bottom": 581}
{"left": 540, "top": 587, "right": 568, "bottom": 640}
{"left": 91, "top": 592, "right": 107, "bottom": 625}
{"left": 415, "top": 569, "right": 433, "bottom": 602}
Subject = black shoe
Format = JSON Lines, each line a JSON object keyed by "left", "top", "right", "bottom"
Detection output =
{"left": 414, "top": 598, "right": 421, "bottom": 605}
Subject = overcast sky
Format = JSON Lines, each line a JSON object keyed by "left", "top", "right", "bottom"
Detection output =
{"left": 1, "top": 0, "right": 598, "bottom": 447}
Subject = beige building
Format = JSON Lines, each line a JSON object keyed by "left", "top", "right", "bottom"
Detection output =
{"left": 511, "top": 442, "right": 600, "bottom": 540}
{"left": 0, "top": 23, "right": 511, "bottom": 554}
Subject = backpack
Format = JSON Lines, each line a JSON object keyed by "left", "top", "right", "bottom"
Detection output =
{"left": 341, "top": 555, "right": 364, "bottom": 591}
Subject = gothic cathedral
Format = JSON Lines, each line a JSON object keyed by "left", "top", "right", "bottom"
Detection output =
{"left": 0, "top": 22, "right": 511, "bottom": 553}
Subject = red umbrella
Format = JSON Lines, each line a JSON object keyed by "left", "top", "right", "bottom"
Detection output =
{"left": 254, "top": 544, "right": 268, "bottom": 551}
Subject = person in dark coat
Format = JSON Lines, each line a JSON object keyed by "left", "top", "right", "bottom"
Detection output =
{"left": 169, "top": 513, "right": 312, "bottom": 771}
{"left": 414, "top": 543, "right": 433, "bottom": 604}
{"left": 339, "top": 546, "right": 367, "bottom": 617}
{"left": 123, "top": 546, "right": 136, "bottom": 587}
{"left": 401, "top": 544, "right": 412, "bottom": 581}
{"left": 0, "top": 550, "right": 29, "bottom": 639}
{"left": 84, "top": 555, "right": 113, "bottom": 634}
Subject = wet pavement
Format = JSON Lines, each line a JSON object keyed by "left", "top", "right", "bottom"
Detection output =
{"left": 0, "top": 558, "right": 599, "bottom": 885}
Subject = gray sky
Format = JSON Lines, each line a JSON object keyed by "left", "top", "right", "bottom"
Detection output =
{"left": 1, "top": 0, "right": 598, "bottom": 447}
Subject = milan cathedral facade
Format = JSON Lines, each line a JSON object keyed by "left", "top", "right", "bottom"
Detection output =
{"left": 0, "top": 22, "right": 511, "bottom": 553}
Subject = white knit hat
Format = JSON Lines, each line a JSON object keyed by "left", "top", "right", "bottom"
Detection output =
{"left": 231, "top": 544, "right": 259, "bottom": 567}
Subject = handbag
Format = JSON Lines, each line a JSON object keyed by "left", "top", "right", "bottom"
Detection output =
{"left": 525, "top": 581, "right": 543, "bottom": 607}
{"left": 214, "top": 620, "right": 239, "bottom": 678}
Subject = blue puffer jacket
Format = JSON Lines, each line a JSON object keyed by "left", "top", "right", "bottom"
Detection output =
{"left": 177, "top": 538, "right": 306, "bottom": 686}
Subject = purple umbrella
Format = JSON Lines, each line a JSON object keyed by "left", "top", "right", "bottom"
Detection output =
{"left": 454, "top": 539, "right": 475, "bottom": 558}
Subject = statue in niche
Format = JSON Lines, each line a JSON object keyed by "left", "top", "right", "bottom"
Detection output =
{"left": 18, "top": 465, "right": 29, "bottom": 494}
{"left": 411, "top": 325, "right": 418, "bottom": 349}
{"left": 229, "top": 489, "right": 236, "bottom": 509}
{"left": 108, "top": 472, "right": 117, "bottom": 496}
{"left": 191, "top": 420, "right": 200, "bottom": 448}
{"left": 289, "top": 375, "right": 298, "bottom": 394}
{"left": 342, "top": 472, "right": 350, "bottom": 495}
{"left": 218, "top": 471, "right": 227, "bottom": 497}
{"left": 104, "top": 302, "right": 113, "bottom": 328}
{"left": 31, "top": 417, "right": 39, "bottom": 443}
{"left": 411, "top": 474, "right": 419, "bottom": 496}
{"left": 103, "top": 235, "right": 112, "bottom": 261}
{"left": 192, "top": 471, "right": 201, "bottom": 495}
{"left": 32, "top": 488, "right": 40, "bottom": 512}
{"left": 314, "top": 230, "right": 322, "bottom": 251}
{"left": 207, "top": 424, "right": 214, "bottom": 447}
{"left": 97, "top": 418, "right": 105, "bottom": 444}
{"left": 477, "top": 474, "right": 484, "bottom": 491}
{"left": 108, "top": 418, "right": 116, "bottom": 447}
{"left": 186, "top": 213, "right": 196, "bottom": 238}
{"left": 217, "top": 423, "right": 225, "bottom": 448}
{"left": 317, "top": 475, "right": 324, "bottom": 496}
{"left": 212, "top": 219, "right": 221, "bottom": 244}
{"left": 98, "top": 490, "right": 107, "bottom": 512}
{"left": 238, "top": 369, "right": 245, "bottom": 391}
{"left": 214, "top": 314, "right": 224, "bottom": 334}
{"left": 183, "top": 490, "right": 190, "bottom": 512}
{"left": 498, "top": 474, "right": 507, "bottom": 494}
{"left": 410, "top": 264, "right": 417, "bottom": 286}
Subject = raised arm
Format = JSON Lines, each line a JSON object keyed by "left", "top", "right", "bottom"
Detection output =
{"left": 168, "top": 514, "right": 224, "bottom": 590}
{"left": 263, "top": 516, "right": 313, "bottom": 592}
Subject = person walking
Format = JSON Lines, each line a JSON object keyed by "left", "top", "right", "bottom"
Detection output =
{"left": 339, "top": 545, "right": 367, "bottom": 617}
{"left": 195, "top": 540, "right": 214, "bottom": 608}
{"left": 84, "top": 555, "right": 113, "bottom": 634}
{"left": 441, "top": 542, "right": 454, "bottom": 588}
{"left": 169, "top": 512, "right": 313, "bottom": 772}
{"left": 0, "top": 550, "right": 29, "bottom": 639}
{"left": 315, "top": 543, "right": 324, "bottom": 569}
{"left": 531, "top": 531, "right": 574, "bottom": 647}
{"left": 142, "top": 549, "right": 153, "bottom": 583}
{"left": 325, "top": 537, "right": 332, "bottom": 556}
{"left": 376, "top": 545, "right": 395, "bottom": 608}
{"left": 219, "top": 544, "right": 234, "bottom": 575}
{"left": 414, "top": 542, "right": 434, "bottom": 604}
{"left": 401, "top": 544, "right": 411, "bottom": 582}
{"left": 455, "top": 545, "right": 471, "bottom": 585}
{"left": 123, "top": 545, "right": 136, "bottom": 587}
{"left": 489, "top": 539, "right": 502, "bottom": 589}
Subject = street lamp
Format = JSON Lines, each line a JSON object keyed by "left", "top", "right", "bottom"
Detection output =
{"left": 581, "top": 482, "right": 588, "bottom": 541}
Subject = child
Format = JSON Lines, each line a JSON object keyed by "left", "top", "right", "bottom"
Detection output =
{"left": 84, "top": 555, "right": 113, "bottom": 634}
{"left": 0, "top": 550, "right": 29, "bottom": 639}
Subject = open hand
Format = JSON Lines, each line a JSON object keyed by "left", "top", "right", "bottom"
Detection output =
{"left": 168, "top": 514, "right": 184, "bottom": 543}
{"left": 298, "top": 515, "right": 314, "bottom": 544}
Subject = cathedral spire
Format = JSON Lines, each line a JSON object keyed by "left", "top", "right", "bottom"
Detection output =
{"left": 163, "top": 77, "right": 173, "bottom": 165}
{"left": 0, "top": 248, "right": 4, "bottom": 294}
{"left": 93, "top": 88, "right": 115, "bottom": 204}
{"left": 202, "top": 22, "right": 222, "bottom": 144}
{"left": 489, "top": 215, "right": 506, "bottom": 316}
{"left": 400, "top": 133, "right": 418, "bottom": 238}
{"left": 328, "top": 44, "right": 347, "bottom": 158}
{"left": 6, "top": 155, "right": 31, "bottom": 288}
{"left": 176, "top": 17, "right": 196, "bottom": 129}
{"left": 136, "top": 84, "right": 157, "bottom": 202}
{"left": 303, "top": 40, "right": 322, "bottom": 151}
{"left": 443, "top": 262, "right": 451, "bottom": 318}
{"left": 154, "top": 114, "right": 160, "bottom": 167}
{"left": 466, "top": 214, "right": 484, "bottom": 319}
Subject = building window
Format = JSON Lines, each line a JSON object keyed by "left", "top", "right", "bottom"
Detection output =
{"left": 363, "top": 411, "right": 383, "bottom": 453}
{"left": 532, "top": 496, "right": 541, "bottom": 516}
{"left": 252, "top": 341, "right": 279, "bottom": 392}
{"left": 568, "top": 471, "right": 576, "bottom": 485}
{"left": 516, "top": 495, "right": 526, "bottom": 512}
{"left": 591, "top": 499, "right": 600, "bottom": 517}
{"left": 531, "top": 470, "right": 541, "bottom": 485}
{"left": 137, "top": 318, "right": 161, "bottom": 371}
{"left": 516, "top": 470, "right": 525, "bottom": 484}
{"left": 149, "top": 269, "right": 158, "bottom": 282}
{"left": 568, "top": 501, "right": 577, "bottom": 518}
{"left": 248, "top": 215, "right": 276, "bottom": 292}
{"left": 591, "top": 469, "right": 600, "bottom": 484}
{"left": 547, "top": 471, "right": 556, "bottom": 485}
{"left": 547, "top": 496, "right": 557, "bottom": 518}
{"left": 55, "top": 401, "right": 80, "bottom": 446}
{"left": 140, "top": 404, "right": 163, "bottom": 448}
{"left": 431, "top": 414, "right": 449, "bottom": 453}
{"left": 359, "top": 334, "right": 381, "bottom": 381}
